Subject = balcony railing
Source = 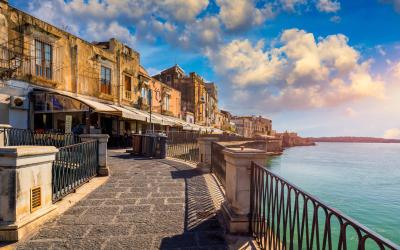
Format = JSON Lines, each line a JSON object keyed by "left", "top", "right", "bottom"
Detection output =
{"left": 250, "top": 162, "right": 399, "bottom": 250}
{"left": 100, "top": 82, "right": 111, "bottom": 95}
{"left": 125, "top": 90, "right": 132, "bottom": 100}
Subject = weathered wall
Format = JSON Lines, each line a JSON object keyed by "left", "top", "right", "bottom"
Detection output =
{"left": 2, "top": 5, "right": 140, "bottom": 106}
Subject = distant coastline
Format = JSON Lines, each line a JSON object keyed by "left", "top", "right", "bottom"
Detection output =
{"left": 309, "top": 137, "right": 400, "bottom": 143}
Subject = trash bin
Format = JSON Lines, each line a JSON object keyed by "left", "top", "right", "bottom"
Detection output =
{"left": 140, "top": 133, "right": 167, "bottom": 159}
{"left": 131, "top": 134, "right": 143, "bottom": 155}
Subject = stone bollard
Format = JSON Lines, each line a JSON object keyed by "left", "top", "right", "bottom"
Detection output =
{"left": 79, "top": 134, "right": 110, "bottom": 176}
{"left": 0, "top": 124, "right": 11, "bottom": 147}
{"left": 0, "top": 146, "right": 59, "bottom": 241}
{"left": 221, "top": 147, "right": 268, "bottom": 234}
{"left": 197, "top": 137, "right": 219, "bottom": 170}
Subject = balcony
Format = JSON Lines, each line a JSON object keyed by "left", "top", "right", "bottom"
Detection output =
{"left": 124, "top": 90, "right": 132, "bottom": 100}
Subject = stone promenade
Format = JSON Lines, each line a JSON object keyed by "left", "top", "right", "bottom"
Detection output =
{"left": 16, "top": 150, "right": 227, "bottom": 250}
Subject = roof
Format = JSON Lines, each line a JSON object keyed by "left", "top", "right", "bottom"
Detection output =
{"left": 139, "top": 65, "right": 151, "bottom": 79}
{"left": 160, "top": 64, "right": 185, "bottom": 75}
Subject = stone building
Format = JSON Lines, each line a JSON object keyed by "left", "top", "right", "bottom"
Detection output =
{"left": 0, "top": 0, "right": 192, "bottom": 136}
{"left": 231, "top": 115, "right": 272, "bottom": 138}
{"left": 153, "top": 65, "right": 218, "bottom": 126}
{"left": 138, "top": 66, "right": 181, "bottom": 118}
{"left": 205, "top": 82, "right": 218, "bottom": 127}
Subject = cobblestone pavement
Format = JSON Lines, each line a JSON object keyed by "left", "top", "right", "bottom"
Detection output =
{"left": 17, "top": 150, "right": 227, "bottom": 250}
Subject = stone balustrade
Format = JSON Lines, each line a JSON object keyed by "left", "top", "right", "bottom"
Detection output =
{"left": 0, "top": 146, "right": 59, "bottom": 241}
{"left": 221, "top": 147, "right": 268, "bottom": 234}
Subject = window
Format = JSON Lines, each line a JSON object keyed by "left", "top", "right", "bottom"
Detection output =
{"left": 141, "top": 87, "right": 151, "bottom": 104}
{"left": 124, "top": 75, "right": 131, "bottom": 91}
{"left": 100, "top": 66, "right": 111, "bottom": 94}
{"left": 124, "top": 75, "right": 132, "bottom": 99}
{"left": 163, "top": 95, "right": 170, "bottom": 111}
{"left": 35, "top": 40, "right": 52, "bottom": 79}
{"left": 166, "top": 75, "right": 171, "bottom": 82}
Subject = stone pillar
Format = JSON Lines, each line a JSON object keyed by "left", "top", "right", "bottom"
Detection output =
{"left": 79, "top": 134, "right": 110, "bottom": 176}
{"left": 197, "top": 137, "right": 219, "bottom": 169}
{"left": 0, "top": 146, "right": 59, "bottom": 241}
{"left": 221, "top": 147, "right": 268, "bottom": 234}
{"left": 0, "top": 124, "right": 11, "bottom": 147}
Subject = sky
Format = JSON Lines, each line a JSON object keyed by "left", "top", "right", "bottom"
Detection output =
{"left": 9, "top": 0, "right": 400, "bottom": 138}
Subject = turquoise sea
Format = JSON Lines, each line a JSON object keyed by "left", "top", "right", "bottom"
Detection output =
{"left": 266, "top": 142, "right": 400, "bottom": 245}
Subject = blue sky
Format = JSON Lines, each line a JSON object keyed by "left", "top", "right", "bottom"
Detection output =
{"left": 10, "top": 0, "right": 400, "bottom": 138}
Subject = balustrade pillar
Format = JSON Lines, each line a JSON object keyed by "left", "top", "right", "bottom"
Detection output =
{"left": 221, "top": 147, "right": 268, "bottom": 234}
{"left": 0, "top": 146, "right": 58, "bottom": 241}
{"left": 197, "top": 137, "right": 219, "bottom": 171}
{"left": 79, "top": 134, "right": 110, "bottom": 176}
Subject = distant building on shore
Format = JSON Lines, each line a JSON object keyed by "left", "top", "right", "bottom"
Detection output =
{"left": 231, "top": 115, "right": 272, "bottom": 138}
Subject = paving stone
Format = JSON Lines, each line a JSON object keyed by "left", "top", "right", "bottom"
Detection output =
{"left": 103, "top": 198, "right": 137, "bottom": 206}
{"left": 166, "top": 197, "right": 186, "bottom": 204}
{"left": 151, "top": 192, "right": 185, "bottom": 198}
{"left": 62, "top": 206, "right": 87, "bottom": 216}
{"left": 87, "top": 224, "right": 132, "bottom": 237}
{"left": 56, "top": 238, "right": 106, "bottom": 249}
{"left": 85, "top": 206, "right": 121, "bottom": 215}
{"left": 152, "top": 204, "right": 185, "bottom": 212}
{"left": 120, "top": 205, "right": 152, "bottom": 214}
{"left": 75, "top": 199, "right": 104, "bottom": 207}
{"left": 119, "top": 192, "right": 149, "bottom": 198}
{"left": 115, "top": 213, "right": 154, "bottom": 223}
{"left": 137, "top": 197, "right": 166, "bottom": 205}
{"left": 35, "top": 225, "right": 89, "bottom": 239}
{"left": 16, "top": 241, "right": 54, "bottom": 250}
{"left": 104, "top": 235, "right": 154, "bottom": 249}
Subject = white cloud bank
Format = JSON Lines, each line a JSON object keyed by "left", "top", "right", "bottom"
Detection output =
{"left": 208, "top": 28, "right": 385, "bottom": 111}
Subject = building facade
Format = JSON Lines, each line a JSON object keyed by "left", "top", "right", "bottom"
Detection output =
{"left": 0, "top": 1, "right": 187, "bottom": 137}
{"left": 231, "top": 115, "right": 272, "bottom": 138}
{"left": 153, "top": 65, "right": 218, "bottom": 126}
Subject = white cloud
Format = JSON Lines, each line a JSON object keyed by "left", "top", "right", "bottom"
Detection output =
{"left": 179, "top": 16, "right": 222, "bottom": 49}
{"left": 157, "top": 0, "right": 209, "bottom": 22}
{"left": 206, "top": 39, "right": 284, "bottom": 86}
{"left": 208, "top": 28, "right": 385, "bottom": 111}
{"left": 376, "top": 45, "right": 387, "bottom": 56}
{"left": 279, "top": 0, "right": 307, "bottom": 12}
{"left": 384, "top": 128, "right": 400, "bottom": 139}
{"left": 316, "top": 0, "right": 341, "bottom": 13}
{"left": 216, "top": 0, "right": 276, "bottom": 30}
{"left": 391, "top": 61, "right": 400, "bottom": 79}
{"left": 330, "top": 15, "right": 341, "bottom": 23}
{"left": 86, "top": 21, "right": 135, "bottom": 45}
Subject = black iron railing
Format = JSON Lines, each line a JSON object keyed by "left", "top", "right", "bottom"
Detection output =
{"left": 250, "top": 162, "right": 399, "bottom": 250}
{"left": 210, "top": 141, "right": 226, "bottom": 187}
{"left": 3, "top": 128, "right": 80, "bottom": 148}
{"left": 52, "top": 140, "right": 99, "bottom": 202}
{"left": 166, "top": 131, "right": 200, "bottom": 164}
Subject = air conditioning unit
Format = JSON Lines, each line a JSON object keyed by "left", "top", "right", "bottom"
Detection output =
{"left": 10, "top": 96, "right": 28, "bottom": 110}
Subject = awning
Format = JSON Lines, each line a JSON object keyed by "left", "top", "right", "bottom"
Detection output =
{"left": 110, "top": 105, "right": 147, "bottom": 122}
{"left": 73, "top": 96, "right": 119, "bottom": 114}
{"left": 147, "top": 112, "right": 175, "bottom": 126}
